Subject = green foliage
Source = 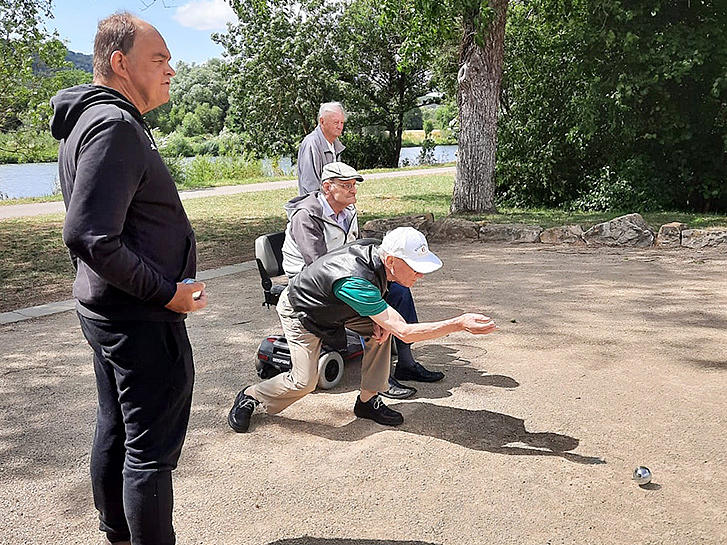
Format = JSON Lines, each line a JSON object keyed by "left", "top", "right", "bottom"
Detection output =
{"left": 216, "top": 130, "right": 247, "bottom": 156}
{"left": 0, "top": 0, "right": 68, "bottom": 132}
{"left": 145, "top": 59, "right": 230, "bottom": 135}
{"left": 160, "top": 131, "right": 256, "bottom": 159}
{"left": 0, "top": 130, "right": 58, "bottom": 163}
{"left": 332, "top": 0, "right": 434, "bottom": 166}
{"left": 217, "top": 0, "right": 434, "bottom": 166}
{"left": 423, "top": 119, "right": 434, "bottom": 138}
{"left": 340, "top": 130, "right": 393, "bottom": 169}
{"left": 160, "top": 132, "right": 195, "bottom": 157}
{"left": 498, "top": 0, "right": 727, "bottom": 212}
{"left": 162, "top": 157, "right": 187, "bottom": 185}
{"left": 0, "top": 2, "right": 93, "bottom": 163}
{"left": 184, "top": 155, "right": 217, "bottom": 184}
{"left": 434, "top": 101, "right": 458, "bottom": 132}
{"left": 417, "top": 137, "right": 437, "bottom": 165}
{"left": 403, "top": 107, "right": 423, "bottom": 130}
{"left": 162, "top": 155, "right": 271, "bottom": 189}
{"left": 215, "top": 0, "right": 342, "bottom": 157}
{"left": 181, "top": 111, "right": 205, "bottom": 137}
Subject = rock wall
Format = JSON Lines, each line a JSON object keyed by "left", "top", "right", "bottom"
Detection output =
{"left": 361, "top": 213, "right": 727, "bottom": 250}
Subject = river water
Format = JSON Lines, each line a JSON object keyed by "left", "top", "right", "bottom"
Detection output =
{"left": 0, "top": 144, "right": 458, "bottom": 199}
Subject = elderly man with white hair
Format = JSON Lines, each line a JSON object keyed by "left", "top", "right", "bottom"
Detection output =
{"left": 297, "top": 101, "right": 347, "bottom": 195}
{"left": 228, "top": 227, "right": 498, "bottom": 433}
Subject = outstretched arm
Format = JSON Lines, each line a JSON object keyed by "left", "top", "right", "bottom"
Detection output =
{"left": 370, "top": 305, "right": 497, "bottom": 344}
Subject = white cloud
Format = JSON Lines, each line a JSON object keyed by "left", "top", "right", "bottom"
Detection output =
{"left": 173, "top": 0, "right": 237, "bottom": 31}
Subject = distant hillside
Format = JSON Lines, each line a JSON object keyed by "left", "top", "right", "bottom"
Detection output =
{"left": 66, "top": 50, "right": 93, "bottom": 73}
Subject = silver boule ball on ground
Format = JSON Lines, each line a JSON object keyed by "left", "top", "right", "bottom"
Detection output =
{"left": 633, "top": 466, "right": 652, "bottom": 486}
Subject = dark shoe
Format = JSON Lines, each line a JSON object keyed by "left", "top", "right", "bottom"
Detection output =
{"left": 394, "top": 361, "right": 445, "bottom": 383}
{"left": 228, "top": 387, "right": 259, "bottom": 433}
{"left": 380, "top": 376, "right": 417, "bottom": 400}
{"left": 354, "top": 394, "right": 404, "bottom": 426}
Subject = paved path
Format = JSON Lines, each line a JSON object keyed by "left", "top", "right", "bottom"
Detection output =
{"left": 0, "top": 261, "right": 257, "bottom": 325}
{"left": 0, "top": 166, "right": 455, "bottom": 219}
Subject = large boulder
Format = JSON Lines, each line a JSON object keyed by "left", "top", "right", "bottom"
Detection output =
{"left": 681, "top": 228, "right": 727, "bottom": 249}
{"left": 361, "top": 213, "right": 435, "bottom": 239}
{"left": 479, "top": 223, "right": 543, "bottom": 244}
{"left": 428, "top": 217, "right": 480, "bottom": 241}
{"left": 539, "top": 225, "right": 585, "bottom": 245}
{"left": 582, "top": 213, "right": 654, "bottom": 247}
{"left": 655, "top": 222, "right": 687, "bottom": 248}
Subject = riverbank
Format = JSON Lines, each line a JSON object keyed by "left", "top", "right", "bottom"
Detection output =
{"left": 0, "top": 163, "right": 456, "bottom": 207}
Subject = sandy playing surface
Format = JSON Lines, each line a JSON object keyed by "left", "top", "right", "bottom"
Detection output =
{"left": 1, "top": 242, "right": 726, "bottom": 545}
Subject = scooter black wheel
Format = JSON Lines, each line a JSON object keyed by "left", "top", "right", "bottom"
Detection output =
{"left": 317, "top": 351, "right": 344, "bottom": 390}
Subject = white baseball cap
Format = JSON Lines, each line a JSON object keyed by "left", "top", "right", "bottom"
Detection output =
{"left": 380, "top": 227, "right": 442, "bottom": 274}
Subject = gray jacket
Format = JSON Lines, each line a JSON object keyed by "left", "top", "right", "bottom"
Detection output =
{"left": 282, "top": 192, "right": 359, "bottom": 277}
{"left": 296, "top": 125, "right": 345, "bottom": 195}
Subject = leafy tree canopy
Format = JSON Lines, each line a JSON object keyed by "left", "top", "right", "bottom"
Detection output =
{"left": 145, "top": 58, "right": 231, "bottom": 134}
{"left": 214, "top": 0, "right": 343, "bottom": 157}
{"left": 0, "top": 0, "right": 68, "bottom": 131}
{"left": 216, "top": 0, "right": 435, "bottom": 167}
{"left": 498, "top": 0, "right": 727, "bottom": 212}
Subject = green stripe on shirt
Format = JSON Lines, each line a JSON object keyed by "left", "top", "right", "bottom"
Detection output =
{"left": 332, "top": 277, "right": 388, "bottom": 316}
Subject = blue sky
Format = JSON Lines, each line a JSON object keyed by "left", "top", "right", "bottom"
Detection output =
{"left": 48, "top": 0, "right": 237, "bottom": 65}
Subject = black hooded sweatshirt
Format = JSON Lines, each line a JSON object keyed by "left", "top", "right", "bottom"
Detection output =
{"left": 50, "top": 84, "right": 196, "bottom": 321}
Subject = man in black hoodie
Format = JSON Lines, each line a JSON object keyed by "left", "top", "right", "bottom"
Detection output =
{"left": 50, "top": 13, "right": 206, "bottom": 545}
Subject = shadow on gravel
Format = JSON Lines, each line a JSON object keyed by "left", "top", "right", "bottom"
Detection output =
{"left": 320, "top": 342, "right": 518, "bottom": 401}
{"left": 267, "top": 539, "right": 439, "bottom": 545}
{"left": 409, "top": 344, "right": 520, "bottom": 396}
{"left": 264, "top": 402, "right": 604, "bottom": 466}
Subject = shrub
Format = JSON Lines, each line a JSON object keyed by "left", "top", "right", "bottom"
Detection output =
{"left": 418, "top": 138, "right": 437, "bottom": 165}
{"left": 163, "top": 157, "right": 187, "bottom": 185}
{"left": 192, "top": 138, "right": 220, "bottom": 156}
{"left": 160, "top": 132, "right": 194, "bottom": 157}
{"left": 340, "top": 131, "right": 394, "bottom": 169}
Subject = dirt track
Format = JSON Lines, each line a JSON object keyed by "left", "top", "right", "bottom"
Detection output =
{"left": 1, "top": 242, "right": 726, "bottom": 545}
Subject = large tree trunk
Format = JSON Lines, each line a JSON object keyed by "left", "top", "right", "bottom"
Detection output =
{"left": 452, "top": 0, "right": 508, "bottom": 214}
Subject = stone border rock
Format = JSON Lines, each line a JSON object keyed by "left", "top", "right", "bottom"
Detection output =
{"left": 361, "top": 213, "right": 727, "bottom": 250}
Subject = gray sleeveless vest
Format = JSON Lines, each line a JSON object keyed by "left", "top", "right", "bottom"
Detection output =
{"left": 287, "top": 239, "right": 388, "bottom": 348}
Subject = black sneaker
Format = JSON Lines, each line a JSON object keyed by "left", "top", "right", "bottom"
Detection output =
{"left": 354, "top": 394, "right": 403, "bottom": 426}
{"left": 394, "top": 361, "right": 445, "bottom": 383}
{"left": 227, "top": 387, "right": 260, "bottom": 433}
{"left": 380, "top": 376, "right": 417, "bottom": 400}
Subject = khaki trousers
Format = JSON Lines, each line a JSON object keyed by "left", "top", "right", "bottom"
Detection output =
{"left": 249, "top": 287, "right": 391, "bottom": 414}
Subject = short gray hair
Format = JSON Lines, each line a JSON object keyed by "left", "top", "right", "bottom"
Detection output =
{"left": 318, "top": 102, "right": 347, "bottom": 121}
{"left": 93, "top": 12, "right": 142, "bottom": 81}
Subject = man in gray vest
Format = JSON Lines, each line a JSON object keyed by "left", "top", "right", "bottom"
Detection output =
{"left": 228, "top": 228, "right": 497, "bottom": 432}
{"left": 297, "top": 102, "right": 346, "bottom": 195}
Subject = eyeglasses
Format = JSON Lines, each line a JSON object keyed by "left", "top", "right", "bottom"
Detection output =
{"left": 330, "top": 180, "right": 360, "bottom": 191}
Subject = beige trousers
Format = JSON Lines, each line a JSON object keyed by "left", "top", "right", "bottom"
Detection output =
{"left": 248, "top": 287, "right": 391, "bottom": 414}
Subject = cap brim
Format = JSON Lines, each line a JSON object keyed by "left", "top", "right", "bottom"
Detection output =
{"left": 324, "top": 174, "right": 363, "bottom": 182}
{"left": 403, "top": 252, "right": 442, "bottom": 274}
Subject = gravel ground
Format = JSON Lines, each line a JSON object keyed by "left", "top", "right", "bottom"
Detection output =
{"left": 1, "top": 242, "right": 726, "bottom": 545}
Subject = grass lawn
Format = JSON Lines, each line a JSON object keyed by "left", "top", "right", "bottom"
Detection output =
{"left": 1, "top": 172, "right": 726, "bottom": 313}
